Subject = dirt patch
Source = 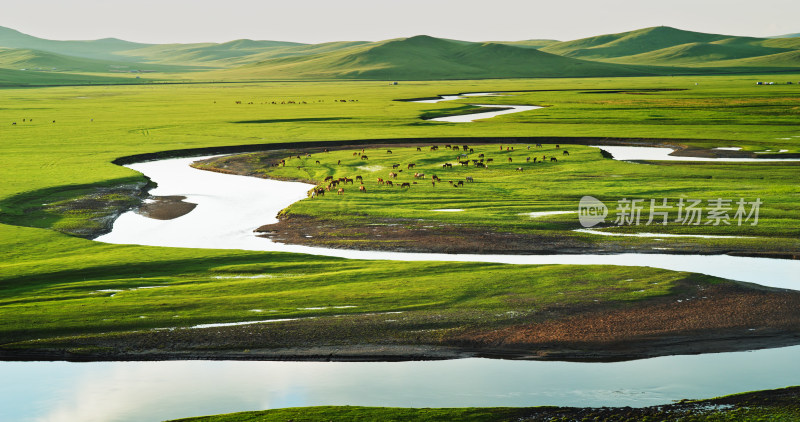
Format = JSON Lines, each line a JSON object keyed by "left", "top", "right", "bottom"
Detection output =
{"left": 450, "top": 283, "right": 800, "bottom": 361}
{"left": 136, "top": 196, "right": 197, "bottom": 220}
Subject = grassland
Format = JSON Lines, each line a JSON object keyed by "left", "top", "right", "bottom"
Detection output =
{"left": 0, "top": 75, "right": 799, "bottom": 417}
{"left": 196, "top": 142, "right": 799, "bottom": 256}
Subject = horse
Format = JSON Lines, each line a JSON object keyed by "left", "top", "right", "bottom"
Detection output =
{"left": 466, "top": 176, "right": 473, "bottom": 182}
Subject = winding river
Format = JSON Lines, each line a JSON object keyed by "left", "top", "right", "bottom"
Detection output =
{"left": 95, "top": 155, "right": 800, "bottom": 290}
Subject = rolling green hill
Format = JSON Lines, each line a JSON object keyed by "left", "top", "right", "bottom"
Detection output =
{"left": 0, "top": 26, "right": 150, "bottom": 61}
{"left": 210, "top": 35, "right": 657, "bottom": 80}
{"left": 540, "top": 26, "right": 745, "bottom": 59}
{"left": 114, "top": 39, "right": 308, "bottom": 66}
{"left": 539, "top": 26, "right": 800, "bottom": 70}
{"left": 0, "top": 47, "right": 200, "bottom": 73}
{"left": 1, "top": 25, "right": 799, "bottom": 84}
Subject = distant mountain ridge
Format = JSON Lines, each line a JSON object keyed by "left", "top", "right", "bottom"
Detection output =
{"left": 0, "top": 25, "right": 799, "bottom": 84}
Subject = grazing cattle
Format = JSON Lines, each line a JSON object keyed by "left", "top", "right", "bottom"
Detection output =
{"left": 430, "top": 146, "right": 438, "bottom": 151}
{"left": 460, "top": 161, "right": 469, "bottom": 166}
{"left": 337, "top": 160, "right": 341, "bottom": 165}
{"left": 386, "top": 180, "right": 393, "bottom": 186}
{"left": 453, "top": 146, "right": 460, "bottom": 151}
{"left": 324, "top": 149, "right": 329, "bottom": 153}
{"left": 361, "top": 155, "right": 368, "bottom": 160}
{"left": 353, "top": 152, "right": 359, "bottom": 156}
{"left": 356, "top": 175, "right": 363, "bottom": 182}
{"left": 445, "top": 144, "right": 452, "bottom": 149}
{"left": 563, "top": 150, "right": 569, "bottom": 156}
{"left": 345, "top": 178, "right": 354, "bottom": 184}
{"left": 331, "top": 180, "right": 339, "bottom": 187}
{"left": 448, "top": 180, "right": 454, "bottom": 185}
{"left": 337, "top": 188, "right": 344, "bottom": 195}
{"left": 408, "top": 163, "right": 416, "bottom": 169}
{"left": 359, "top": 185, "right": 366, "bottom": 193}
{"left": 387, "top": 150, "right": 393, "bottom": 154}
{"left": 389, "top": 172, "right": 397, "bottom": 178}
{"left": 551, "top": 157, "right": 558, "bottom": 162}
{"left": 556, "top": 144, "right": 560, "bottom": 149}
{"left": 499, "top": 145, "right": 503, "bottom": 151}
{"left": 478, "top": 153, "right": 484, "bottom": 158}
{"left": 533, "top": 157, "right": 537, "bottom": 163}
{"left": 486, "top": 158, "right": 494, "bottom": 163}
{"left": 315, "top": 160, "right": 321, "bottom": 164}
{"left": 324, "top": 175, "right": 333, "bottom": 181}
{"left": 508, "top": 157, "right": 513, "bottom": 162}
{"left": 469, "top": 148, "right": 474, "bottom": 153}
{"left": 527, "top": 146, "right": 531, "bottom": 150}
{"left": 392, "top": 163, "right": 400, "bottom": 169}
{"left": 526, "top": 157, "right": 531, "bottom": 162}
{"left": 457, "top": 181, "right": 464, "bottom": 186}
{"left": 516, "top": 167, "right": 524, "bottom": 172}
{"left": 401, "top": 182, "right": 411, "bottom": 188}
{"left": 466, "top": 176, "right": 473, "bottom": 182}
{"left": 475, "top": 162, "right": 486, "bottom": 168}
{"left": 417, "top": 147, "right": 422, "bottom": 151}
{"left": 432, "top": 175, "right": 440, "bottom": 181}
{"left": 316, "top": 188, "right": 325, "bottom": 197}
{"left": 463, "top": 145, "right": 469, "bottom": 151}
{"left": 11, "top": 122, "right": 16, "bottom": 125}
{"left": 377, "top": 178, "right": 384, "bottom": 184}
{"left": 442, "top": 163, "right": 453, "bottom": 168}
{"left": 536, "top": 143, "right": 543, "bottom": 148}
{"left": 414, "top": 172, "right": 424, "bottom": 178}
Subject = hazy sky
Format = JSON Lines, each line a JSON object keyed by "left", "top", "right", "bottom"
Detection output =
{"left": 2, "top": 0, "right": 798, "bottom": 44}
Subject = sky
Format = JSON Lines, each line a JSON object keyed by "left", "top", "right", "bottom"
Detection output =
{"left": 1, "top": 0, "right": 798, "bottom": 44}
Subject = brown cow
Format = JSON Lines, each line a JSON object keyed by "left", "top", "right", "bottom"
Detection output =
{"left": 401, "top": 182, "right": 411, "bottom": 188}
{"left": 337, "top": 188, "right": 344, "bottom": 195}
{"left": 359, "top": 185, "right": 366, "bottom": 193}
{"left": 377, "top": 178, "right": 384, "bottom": 184}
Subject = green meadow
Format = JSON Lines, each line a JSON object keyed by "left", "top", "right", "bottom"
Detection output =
{"left": 0, "top": 73, "right": 798, "bottom": 421}
{"left": 1, "top": 75, "right": 798, "bottom": 350}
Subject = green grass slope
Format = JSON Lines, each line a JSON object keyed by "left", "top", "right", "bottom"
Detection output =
{"left": 211, "top": 35, "right": 657, "bottom": 80}
{"left": 0, "top": 47, "right": 199, "bottom": 74}
{"left": 603, "top": 42, "right": 792, "bottom": 65}
{"left": 0, "top": 26, "right": 150, "bottom": 61}
{"left": 115, "top": 39, "right": 307, "bottom": 67}
{"left": 539, "top": 26, "right": 734, "bottom": 59}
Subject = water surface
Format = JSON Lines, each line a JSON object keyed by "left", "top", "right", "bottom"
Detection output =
{"left": 3, "top": 346, "right": 800, "bottom": 422}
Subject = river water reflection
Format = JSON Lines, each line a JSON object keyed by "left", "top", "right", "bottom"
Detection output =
{"left": 3, "top": 346, "right": 800, "bottom": 422}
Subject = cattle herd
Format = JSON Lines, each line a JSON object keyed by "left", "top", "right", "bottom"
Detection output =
{"left": 284, "top": 144, "right": 568, "bottom": 198}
